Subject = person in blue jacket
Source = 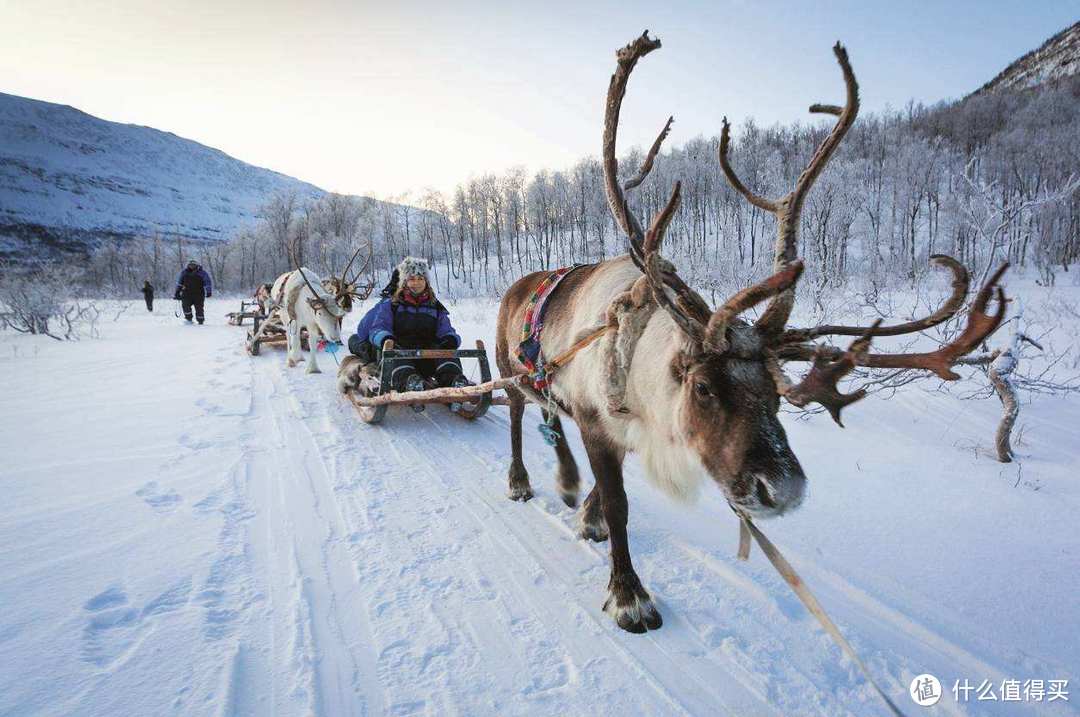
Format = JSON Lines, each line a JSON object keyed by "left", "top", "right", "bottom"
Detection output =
{"left": 348, "top": 256, "right": 467, "bottom": 393}
{"left": 173, "top": 260, "right": 212, "bottom": 324}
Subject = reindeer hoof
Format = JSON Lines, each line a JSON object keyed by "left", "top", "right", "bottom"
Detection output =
{"left": 286, "top": 358, "right": 297, "bottom": 367}
{"left": 579, "top": 522, "right": 609, "bottom": 542}
{"left": 507, "top": 483, "right": 534, "bottom": 502}
{"left": 556, "top": 466, "right": 580, "bottom": 508}
{"left": 603, "top": 577, "right": 662, "bottom": 633}
{"left": 578, "top": 510, "right": 609, "bottom": 542}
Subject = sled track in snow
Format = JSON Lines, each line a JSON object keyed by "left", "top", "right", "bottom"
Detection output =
{"left": 260, "top": 362, "right": 717, "bottom": 715}
{"left": 241, "top": 355, "right": 915, "bottom": 715}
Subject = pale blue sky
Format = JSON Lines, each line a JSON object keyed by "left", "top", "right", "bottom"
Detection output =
{"left": 1, "top": 0, "right": 1075, "bottom": 197}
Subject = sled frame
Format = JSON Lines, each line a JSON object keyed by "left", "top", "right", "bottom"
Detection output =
{"left": 227, "top": 300, "right": 264, "bottom": 326}
{"left": 348, "top": 339, "right": 506, "bottom": 424}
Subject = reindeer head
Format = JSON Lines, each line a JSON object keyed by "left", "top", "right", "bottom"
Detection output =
{"left": 291, "top": 240, "right": 375, "bottom": 340}
{"left": 602, "top": 32, "right": 1008, "bottom": 519}
{"left": 323, "top": 241, "right": 375, "bottom": 315}
{"left": 293, "top": 272, "right": 347, "bottom": 343}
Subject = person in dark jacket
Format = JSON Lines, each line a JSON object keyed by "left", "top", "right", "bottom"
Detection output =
{"left": 348, "top": 256, "right": 467, "bottom": 394}
{"left": 140, "top": 280, "right": 154, "bottom": 312}
{"left": 173, "top": 260, "right": 212, "bottom": 324}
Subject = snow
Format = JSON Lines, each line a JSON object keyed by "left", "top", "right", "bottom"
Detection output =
{"left": 979, "top": 21, "right": 1080, "bottom": 94}
{"left": 1, "top": 287, "right": 1078, "bottom": 716}
{"left": 0, "top": 92, "right": 324, "bottom": 244}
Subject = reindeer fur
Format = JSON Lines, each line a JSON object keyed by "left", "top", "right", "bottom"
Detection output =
{"left": 271, "top": 268, "right": 346, "bottom": 374}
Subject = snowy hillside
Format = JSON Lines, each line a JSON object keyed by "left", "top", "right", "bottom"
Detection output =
{"left": 0, "top": 281, "right": 1077, "bottom": 716}
{"left": 976, "top": 21, "right": 1080, "bottom": 94}
{"left": 0, "top": 92, "right": 325, "bottom": 253}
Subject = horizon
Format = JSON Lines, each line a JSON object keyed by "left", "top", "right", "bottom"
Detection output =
{"left": 1, "top": 1, "right": 1076, "bottom": 200}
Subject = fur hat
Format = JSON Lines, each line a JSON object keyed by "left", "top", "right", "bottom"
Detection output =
{"left": 397, "top": 256, "right": 429, "bottom": 280}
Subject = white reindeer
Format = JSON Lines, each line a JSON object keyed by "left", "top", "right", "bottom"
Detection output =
{"left": 271, "top": 267, "right": 347, "bottom": 374}
{"left": 270, "top": 242, "right": 373, "bottom": 374}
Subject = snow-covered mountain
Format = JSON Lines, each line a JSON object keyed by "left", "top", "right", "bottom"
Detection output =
{"left": 976, "top": 20, "right": 1080, "bottom": 94}
{"left": 0, "top": 92, "right": 327, "bottom": 255}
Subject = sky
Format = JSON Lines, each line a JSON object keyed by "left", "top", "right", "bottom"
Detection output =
{"left": 1, "top": 0, "right": 1076, "bottom": 199}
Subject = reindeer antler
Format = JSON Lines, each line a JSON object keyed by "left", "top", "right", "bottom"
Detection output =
{"left": 711, "top": 43, "right": 1009, "bottom": 424}
{"left": 340, "top": 240, "right": 373, "bottom": 287}
{"left": 602, "top": 33, "right": 1008, "bottom": 426}
{"left": 288, "top": 240, "right": 325, "bottom": 303}
{"left": 783, "top": 255, "right": 969, "bottom": 343}
{"left": 705, "top": 262, "right": 804, "bottom": 353}
{"left": 773, "top": 265, "right": 1008, "bottom": 423}
{"left": 716, "top": 43, "right": 860, "bottom": 337}
{"left": 602, "top": 31, "right": 715, "bottom": 339}
{"left": 602, "top": 32, "right": 837, "bottom": 349}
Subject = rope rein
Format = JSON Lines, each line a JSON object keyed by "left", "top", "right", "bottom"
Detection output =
{"left": 737, "top": 512, "right": 908, "bottom": 716}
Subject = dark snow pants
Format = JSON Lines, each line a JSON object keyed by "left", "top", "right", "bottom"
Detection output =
{"left": 349, "top": 334, "right": 464, "bottom": 389}
{"left": 144, "top": 296, "right": 153, "bottom": 311}
{"left": 182, "top": 296, "right": 205, "bottom": 324}
{"left": 388, "top": 357, "right": 463, "bottom": 391}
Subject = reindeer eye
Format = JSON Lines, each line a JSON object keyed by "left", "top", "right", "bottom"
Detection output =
{"left": 694, "top": 381, "right": 711, "bottom": 398}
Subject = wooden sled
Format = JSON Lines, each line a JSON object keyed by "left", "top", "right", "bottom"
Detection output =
{"left": 343, "top": 339, "right": 513, "bottom": 424}
{"left": 245, "top": 310, "right": 309, "bottom": 356}
{"left": 226, "top": 300, "right": 264, "bottom": 326}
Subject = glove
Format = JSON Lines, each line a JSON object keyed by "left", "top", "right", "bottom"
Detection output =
{"left": 206, "top": 291, "right": 212, "bottom": 298}
{"left": 438, "top": 336, "right": 459, "bottom": 350}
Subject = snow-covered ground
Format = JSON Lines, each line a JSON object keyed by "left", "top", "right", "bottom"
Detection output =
{"left": 1, "top": 287, "right": 1077, "bottom": 717}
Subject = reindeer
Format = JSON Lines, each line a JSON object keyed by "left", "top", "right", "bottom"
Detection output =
{"left": 254, "top": 283, "right": 274, "bottom": 316}
{"left": 272, "top": 242, "right": 373, "bottom": 374}
{"left": 494, "top": 32, "right": 1008, "bottom": 634}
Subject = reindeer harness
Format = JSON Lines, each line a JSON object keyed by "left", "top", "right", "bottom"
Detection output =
{"left": 516, "top": 266, "right": 657, "bottom": 420}
{"left": 516, "top": 265, "right": 585, "bottom": 390}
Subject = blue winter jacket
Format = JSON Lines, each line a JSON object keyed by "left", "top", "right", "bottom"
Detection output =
{"left": 174, "top": 266, "right": 213, "bottom": 299}
{"left": 356, "top": 295, "right": 460, "bottom": 350}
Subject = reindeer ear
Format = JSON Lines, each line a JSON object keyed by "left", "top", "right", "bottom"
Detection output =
{"left": 670, "top": 348, "right": 694, "bottom": 383}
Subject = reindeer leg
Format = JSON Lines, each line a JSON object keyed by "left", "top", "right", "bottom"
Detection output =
{"left": 285, "top": 321, "right": 299, "bottom": 367}
{"left": 541, "top": 409, "right": 580, "bottom": 507}
{"left": 306, "top": 323, "right": 321, "bottom": 374}
{"left": 505, "top": 386, "right": 534, "bottom": 502}
{"left": 577, "top": 483, "right": 608, "bottom": 542}
{"left": 495, "top": 331, "right": 533, "bottom": 502}
{"left": 581, "top": 421, "right": 661, "bottom": 633}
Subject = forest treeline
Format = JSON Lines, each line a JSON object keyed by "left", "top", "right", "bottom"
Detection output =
{"left": 77, "top": 75, "right": 1080, "bottom": 300}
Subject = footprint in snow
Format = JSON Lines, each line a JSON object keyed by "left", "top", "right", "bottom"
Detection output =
{"left": 80, "top": 580, "right": 192, "bottom": 668}
{"left": 136, "top": 481, "right": 182, "bottom": 512}
{"left": 193, "top": 490, "right": 224, "bottom": 514}
{"left": 194, "top": 398, "right": 223, "bottom": 415}
{"left": 84, "top": 586, "right": 128, "bottom": 612}
{"left": 178, "top": 433, "right": 213, "bottom": 451}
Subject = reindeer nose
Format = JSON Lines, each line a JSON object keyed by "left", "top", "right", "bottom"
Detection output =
{"left": 741, "top": 469, "right": 805, "bottom": 518}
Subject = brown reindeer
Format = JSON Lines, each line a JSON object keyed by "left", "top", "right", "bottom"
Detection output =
{"left": 494, "top": 32, "right": 1007, "bottom": 633}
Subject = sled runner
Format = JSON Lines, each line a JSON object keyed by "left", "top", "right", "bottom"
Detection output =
{"left": 245, "top": 308, "right": 309, "bottom": 355}
{"left": 342, "top": 339, "right": 513, "bottom": 424}
{"left": 226, "top": 300, "right": 264, "bottom": 326}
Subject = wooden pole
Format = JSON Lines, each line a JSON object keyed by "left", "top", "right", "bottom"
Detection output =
{"left": 347, "top": 375, "right": 523, "bottom": 407}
